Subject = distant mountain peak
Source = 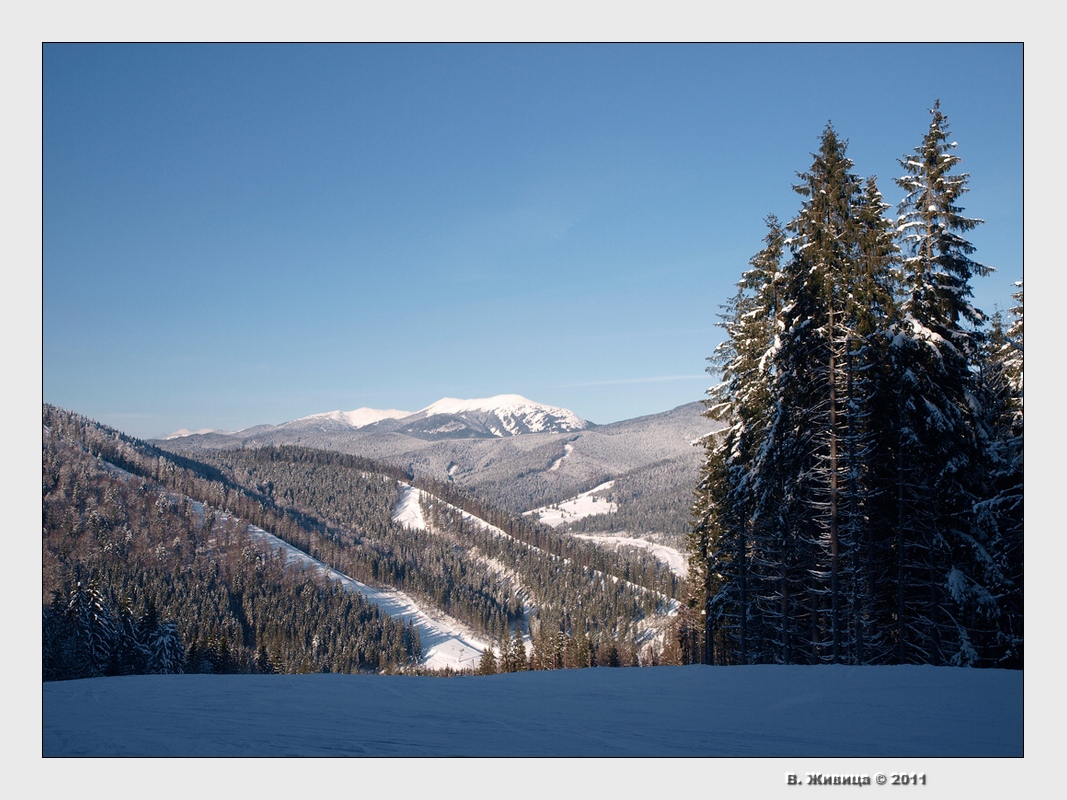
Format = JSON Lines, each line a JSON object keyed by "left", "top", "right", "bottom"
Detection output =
{"left": 299, "top": 408, "right": 413, "bottom": 429}
{"left": 409, "top": 394, "right": 589, "bottom": 438}
{"left": 163, "top": 427, "right": 226, "bottom": 440}
{"left": 420, "top": 394, "right": 565, "bottom": 416}
{"left": 166, "top": 395, "right": 592, "bottom": 444}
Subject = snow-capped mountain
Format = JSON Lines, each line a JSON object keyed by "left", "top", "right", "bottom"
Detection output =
{"left": 163, "top": 427, "right": 227, "bottom": 440}
{"left": 279, "top": 395, "right": 589, "bottom": 440}
{"left": 394, "top": 394, "right": 590, "bottom": 439}
{"left": 156, "top": 398, "right": 718, "bottom": 542}
{"left": 297, "top": 407, "right": 413, "bottom": 429}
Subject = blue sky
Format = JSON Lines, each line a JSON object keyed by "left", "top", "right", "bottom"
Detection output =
{"left": 43, "top": 44, "right": 1023, "bottom": 439}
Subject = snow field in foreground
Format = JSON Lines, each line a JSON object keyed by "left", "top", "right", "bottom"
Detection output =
{"left": 42, "top": 664, "right": 1022, "bottom": 758}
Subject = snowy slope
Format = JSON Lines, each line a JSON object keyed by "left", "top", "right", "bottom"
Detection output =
{"left": 397, "top": 482, "right": 676, "bottom": 622}
{"left": 525, "top": 480, "right": 619, "bottom": 526}
{"left": 42, "top": 664, "right": 1022, "bottom": 758}
{"left": 392, "top": 394, "right": 589, "bottom": 438}
{"left": 571, "top": 533, "right": 689, "bottom": 578}
{"left": 245, "top": 518, "right": 489, "bottom": 672}
{"left": 526, "top": 482, "right": 688, "bottom": 577}
{"left": 298, "top": 407, "right": 413, "bottom": 428}
{"left": 416, "top": 394, "right": 587, "bottom": 433}
{"left": 393, "top": 482, "right": 676, "bottom": 652}
{"left": 105, "top": 454, "right": 492, "bottom": 672}
{"left": 393, "top": 483, "right": 538, "bottom": 636}
{"left": 163, "top": 426, "right": 226, "bottom": 439}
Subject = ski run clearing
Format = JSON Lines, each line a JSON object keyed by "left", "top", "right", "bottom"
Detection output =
{"left": 525, "top": 480, "right": 619, "bottom": 526}
{"left": 392, "top": 483, "right": 678, "bottom": 646}
{"left": 525, "top": 481, "right": 689, "bottom": 578}
{"left": 100, "top": 453, "right": 491, "bottom": 671}
{"left": 246, "top": 517, "right": 491, "bottom": 672}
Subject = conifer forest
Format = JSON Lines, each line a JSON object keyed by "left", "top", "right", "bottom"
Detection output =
{"left": 686, "top": 103, "right": 1023, "bottom": 669}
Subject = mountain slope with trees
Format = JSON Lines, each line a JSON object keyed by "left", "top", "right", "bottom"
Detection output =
{"left": 43, "top": 409, "right": 422, "bottom": 679}
{"left": 159, "top": 400, "right": 719, "bottom": 540}
{"left": 43, "top": 404, "right": 681, "bottom": 680}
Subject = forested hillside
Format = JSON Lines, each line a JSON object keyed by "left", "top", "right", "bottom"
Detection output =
{"left": 191, "top": 445, "right": 678, "bottom": 653}
{"left": 43, "top": 408, "right": 422, "bottom": 678}
{"left": 564, "top": 454, "right": 702, "bottom": 547}
{"left": 159, "top": 400, "right": 718, "bottom": 539}
{"left": 689, "top": 103, "right": 1023, "bottom": 669}
{"left": 43, "top": 405, "right": 681, "bottom": 680}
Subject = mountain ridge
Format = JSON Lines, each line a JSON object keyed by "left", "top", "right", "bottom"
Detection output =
{"left": 156, "top": 398, "right": 723, "bottom": 544}
{"left": 165, "top": 393, "right": 591, "bottom": 441}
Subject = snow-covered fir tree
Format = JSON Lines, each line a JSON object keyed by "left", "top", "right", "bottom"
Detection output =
{"left": 885, "top": 100, "right": 1002, "bottom": 666}
{"left": 690, "top": 105, "right": 1022, "bottom": 669}
{"left": 692, "top": 215, "right": 785, "bottom": 664}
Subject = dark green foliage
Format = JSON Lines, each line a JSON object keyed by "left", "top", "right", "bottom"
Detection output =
{"left": 42, "top": 409, "right": 422, "bottom": 679}
{"left": 476, "top": 645, "right": 498, "bottom": 675}
{"left": 43, "top": 402, "right": 673, "bottom": 677}
{"left": 690, "top": 106, "right": 1022, "bottom": 669}
{"left": 42, "top": 580, "right": 185, "bottom": 681}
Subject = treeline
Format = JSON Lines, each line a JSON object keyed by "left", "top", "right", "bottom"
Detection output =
{"left": 43, "top": 580, "right": 185, "bottom": 681}
{"left": 474, "top": 620, "right": 651, "bottom": 675}
{"left": 688, "top": 103, "right": 1022, "bottom": 669}
{"left": 43, "top": 409, "right": 422, "bottom": 679}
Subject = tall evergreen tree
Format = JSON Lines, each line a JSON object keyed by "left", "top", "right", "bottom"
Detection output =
{"left": 766, "top": 123, "right": 869, "bottom": 663}
{"left": 970, "top": 284, "right": 1023, "bottom": 667}
{"left": 66, "top": 580, "right": 117, "bottom": 678}
{"left": 694, "top": 215, "right": 785, "bottom": 664}
{"left": 477, "top": 645, "right": 498, "bottom": 675}
{"left": 691, "top": 106, "right": 1017, "bottom": 669}
{"left": 886, "top": 100, "right": 998, "bottom": 666}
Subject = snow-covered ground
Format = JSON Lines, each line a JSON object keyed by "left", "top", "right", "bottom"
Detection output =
{"left": 547, "top": 442, "right": 574, "bottom": 471}
{"left": 42, "top": 664, "right": 1022, "bottom": 762}
{"left": 392, "top": 482, "right": 430, "bottom": 530}
{"left": 525, "top": 480, "right": 618, "bottom": 526}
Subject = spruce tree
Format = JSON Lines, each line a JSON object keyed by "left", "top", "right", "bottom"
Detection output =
{"left": 695, "top": 215, "right": 785, "bottom": 664}
{"left": 691, "top": 109, "right": 1016, "bottom": 669}
{"left": 767, "top": 123, "right": 869, "bottom": 663}
{"left": 886, "top": 100, "right": 997, "bottom": 666}
{"left": 477, "top": 645, "right": 498, "bottom": 675}
{"left": 970, "top": 284, "right": 1023, "bottom": 666}
{"left": 66, "top": 580, "right": 117, "bottom": 678}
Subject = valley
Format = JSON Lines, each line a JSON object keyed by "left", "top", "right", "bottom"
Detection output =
{"left": 43, "top": 397, "right": 706, "bottom": 677}
{"left": 161, "top": 394, "right": 722, "bottom": 549}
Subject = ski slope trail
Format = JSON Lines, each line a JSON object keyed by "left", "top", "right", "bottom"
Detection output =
{"left": 88, "top": 449, "right": 490, "bottom": 671}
